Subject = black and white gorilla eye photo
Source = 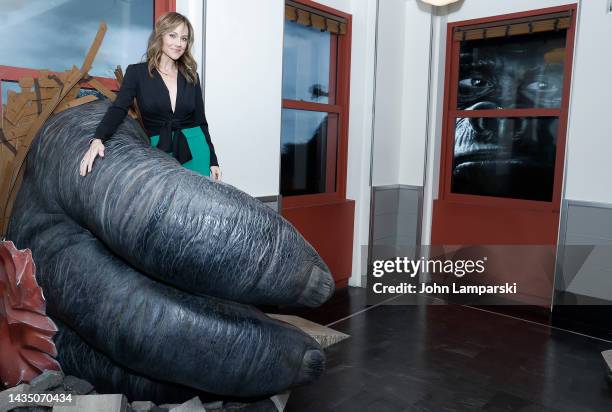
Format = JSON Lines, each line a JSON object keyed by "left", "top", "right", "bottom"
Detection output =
{"left": 452, "top": 30, "right": 567, "bottom": 202}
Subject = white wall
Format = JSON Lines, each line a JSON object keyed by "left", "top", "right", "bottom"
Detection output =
{"left": 563, "top": 0, "right": 612, "bottom": 204}
{"left": 204, "top": 0, "right": 284, "bottom": 197}
{"left": 179, "top": 0, "right": 283, "bottom": 196}
{"left": 176, "top": 0, "right": 203, "bottom": 80}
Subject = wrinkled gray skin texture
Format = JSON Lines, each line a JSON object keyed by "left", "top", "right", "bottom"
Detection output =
{"left": 7, "top": 100, "right": 334, "bottom": 404}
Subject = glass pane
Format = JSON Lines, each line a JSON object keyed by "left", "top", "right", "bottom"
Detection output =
{"left": 0, "top": 0, "right": 153, "bottom": 78}
{"left": 1, "top": 81, "right": 21, "bottom": 107}
{"left": 282, "top": 20, "right": 334, "bottom": 104}
{"left": 451, "top": 117, "right": 558, "bottom": 202}
{"left": 457, "top": 31, "right": 567, "bottom": 110}
{"left": 77, "top": 88, "right": 105, "bottom": 99}
{"left": 281, "top": 109, "right": 338, "bottom": 196}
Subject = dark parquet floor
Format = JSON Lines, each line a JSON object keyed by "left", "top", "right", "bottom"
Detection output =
{"left": 278, "top": 288, "right": 612, "bottom": 412}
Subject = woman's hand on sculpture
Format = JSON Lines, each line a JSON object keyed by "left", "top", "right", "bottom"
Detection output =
{"left": 80, "top": 139, "right": 105, "bottom": 176}
{"left": 210, "top": 166, "right": 221, "bottom": 181}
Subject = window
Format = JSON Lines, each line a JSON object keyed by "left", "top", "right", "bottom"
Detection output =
{"left": 0, "top": 0, "right": 174, "bottom": 105}
{"left": 440, "top": 7, "right": 575, "bottom": 205}
{"left": 281, "top": 0, "right": 350, "bottom": 205}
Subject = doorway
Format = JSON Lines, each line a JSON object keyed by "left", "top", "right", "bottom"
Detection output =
{"left": 431, "top": 5, "right": 578, "bottom": 307}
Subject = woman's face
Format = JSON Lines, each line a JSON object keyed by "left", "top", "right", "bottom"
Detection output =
{"left": 162, "top": 23, "right": 189, "bottom": 61}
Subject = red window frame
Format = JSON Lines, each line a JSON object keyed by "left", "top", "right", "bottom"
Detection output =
{"left": 438, "top": 4, "right": 577, "bottom": 212}
{"left": 0, "top": 0, "right": 175, "bottom": 111}
{"left": 282, "top": 0, "right": 352, "bottom": 209}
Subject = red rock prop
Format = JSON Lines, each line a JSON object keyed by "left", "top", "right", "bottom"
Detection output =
{"left": 0, "top": 240, "right": 60, "bottom": 388}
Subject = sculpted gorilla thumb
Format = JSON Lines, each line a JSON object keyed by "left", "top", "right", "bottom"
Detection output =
{"left": 7, "top": 100, "right": 334, "bottom": 403}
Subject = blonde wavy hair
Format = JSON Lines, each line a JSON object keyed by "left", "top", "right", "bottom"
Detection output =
{"left": 146, "top": 12, "right": 198, "bottom": 84}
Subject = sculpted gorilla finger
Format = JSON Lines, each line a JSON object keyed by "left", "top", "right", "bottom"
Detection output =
{"left": 25, "top": 101, "right": 333, "bottom": 307}
{"left": 8, "top": 206, "right": 325, "bottom": 397}
{"left": 53, "top": 318, "right": 206, "bottom": 404}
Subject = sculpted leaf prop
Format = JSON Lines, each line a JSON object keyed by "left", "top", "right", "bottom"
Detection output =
{"left": 6, "top": 100, "right": 334, "bottom": 402}
{"left": 0, "top": 240, "right": 60, "bottom": 388}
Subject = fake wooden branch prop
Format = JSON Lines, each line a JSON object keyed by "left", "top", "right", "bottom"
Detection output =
{"left": 0, "top": 22, "right": 142, "bottom": 237}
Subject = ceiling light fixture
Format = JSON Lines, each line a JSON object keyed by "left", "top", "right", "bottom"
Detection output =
{"left": 418, "top": 0, "right": 460, "bottom": 6}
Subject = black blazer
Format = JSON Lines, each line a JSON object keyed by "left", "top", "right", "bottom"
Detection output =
{"left": 94, "top": 62, "right": 218, "bottom": 166}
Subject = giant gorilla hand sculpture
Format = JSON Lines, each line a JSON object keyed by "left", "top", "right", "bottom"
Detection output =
{"left": 6, "top": 100, "right": 334, "bottom": 403}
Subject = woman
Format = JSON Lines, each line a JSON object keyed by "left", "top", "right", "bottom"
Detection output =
{"left": 80, "top": 12, "right": 221, "bottom": 180}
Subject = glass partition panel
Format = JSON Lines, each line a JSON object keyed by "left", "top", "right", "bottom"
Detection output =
{"left": 281, "top": 109, "right": 338, "bottom": 196}
{"left": 282, "top": 20, "right": 335, "bottom": 104}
